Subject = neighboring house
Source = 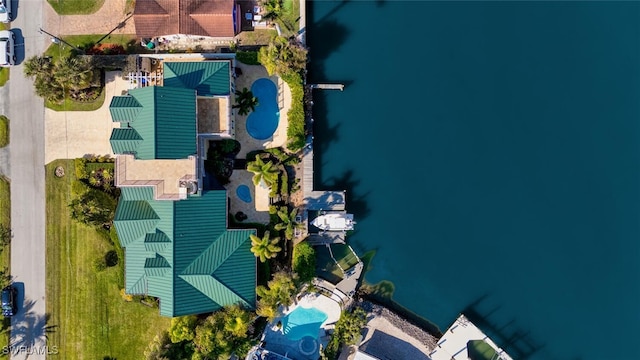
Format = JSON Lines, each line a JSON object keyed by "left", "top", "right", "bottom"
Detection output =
{"left": 134, "top": 0, "right": 240, "bottom": 40}
{"left": 110, "top": 60, "right": 255, "bottom": 317}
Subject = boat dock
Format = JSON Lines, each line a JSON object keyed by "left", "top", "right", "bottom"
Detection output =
{"left": 310, "top": 83, "right": 345, "bottom": 91}
{"left": 301, "top": 140, "right": 346, "bottom": 211}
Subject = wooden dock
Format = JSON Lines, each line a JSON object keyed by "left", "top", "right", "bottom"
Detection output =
{"left": 302, "top": 141, "right": 345, "bottom": 211}
{"left": 310, "top": 84, "right": 345, "bottom": 91}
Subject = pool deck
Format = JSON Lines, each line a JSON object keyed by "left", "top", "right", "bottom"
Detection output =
{"left": 261, "top": 293, "right": 342, "bottom": 360}
{"left": 227, "top": 170, "right": 270, "bottom": 224}
{"left": 234, "top": 62, "right": 291, "bottom": 159}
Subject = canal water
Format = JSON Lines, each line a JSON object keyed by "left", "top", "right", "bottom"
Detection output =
{"left": 307, "top": 2, "right": 640, "bottom": 359}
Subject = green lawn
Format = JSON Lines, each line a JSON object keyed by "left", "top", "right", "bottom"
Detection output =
{"left": 0, "top": 116, "right": 8, "bottom": 148}
{"left": 46, "top": 0, "right": 105, "bottom": 15}
{"left": 0, "top": 68, "right": 8, "bottom": 87}
{"left": 45, "top": 89, "right": 106, "bottom": 112}
{"left": 44, "top": 34, "right": 139, "bottom": 61}
{"left": 46, "top": 160, "right": 170, "bottom": 359}
{"left": 277, "top": 0, "right": 300, "bottom": 37}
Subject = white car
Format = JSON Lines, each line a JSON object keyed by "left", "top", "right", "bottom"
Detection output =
{"left": 0, "top": 30, "right": 15, "bottom": 67}
{"left": 0, "top": 0, "right": 11, "bottom": 23}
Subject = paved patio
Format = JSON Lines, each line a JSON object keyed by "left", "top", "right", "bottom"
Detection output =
{"left": 44, "top": 71, "right": 126, "bottom": 164}
{"left": 44, "top": 0, "right": 135, "bottom": 36}
{"left": 227, "top": 169, "right": 270, "bottom": 224}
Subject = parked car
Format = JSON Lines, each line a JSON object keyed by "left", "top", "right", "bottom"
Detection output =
{"left": 1, "top": 285, "right": 16, "bottom": 317}
{"left": 0, "top": 0, "right": 11, "bottom": 23}
{"left": 0, "top": 30, "right": 15, "bottom": 67}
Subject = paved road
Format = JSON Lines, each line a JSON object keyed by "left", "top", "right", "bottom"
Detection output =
{"left": 7, "top": 0, "right": 48, "bottom": 359}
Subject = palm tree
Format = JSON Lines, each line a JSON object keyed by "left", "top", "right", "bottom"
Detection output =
{"left": 274, "top": 207, "right": 302, "bottom": 241}
{"left": 261, "top": 0, "right": 283, "bottom": 21}
{"left": 54, "top": 56, "right": 94, "bottom": 91}
{"left": 250, "top": 231, "right": 281, "bottom": 262}
{"left": 233, "top": 87, "right": 258, "bottom": 116}
{"left": 247, "top": 155, "right": 279, "bottom": 187}
{"left": 34, "top": 75, "right": 64, "bottom": 103}
{"left": 23, "top": 55, "right": 53, "bottom": 78}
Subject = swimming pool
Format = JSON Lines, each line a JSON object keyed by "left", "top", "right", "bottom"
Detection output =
{"left": 282, "top": 306, "right": 328, "bottom": 341}
{"left": 246, "top": 78, "right": 280, "bottom": 140}
{"left": 236, "top": 184, "right": 252, "bottom": 203}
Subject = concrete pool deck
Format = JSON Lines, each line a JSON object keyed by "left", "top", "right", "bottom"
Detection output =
{"left": 227, "top": 170, "right": 270, "bottom": 224}
{"left": 234, "top": 62, "right": 291, "bottom": 158}
{"left": 261, "top": 293, "right": 342, "bottom": 360}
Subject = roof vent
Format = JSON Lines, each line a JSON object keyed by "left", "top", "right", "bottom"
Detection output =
{"left": 179, "top": 180, "right": 198, "bottom": 195}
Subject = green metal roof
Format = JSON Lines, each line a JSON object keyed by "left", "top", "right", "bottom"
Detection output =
{"left": 110, "top": 95, "right": 142, "bottom": 122}
{"left": 114, "top": 189, "right": 257, "bottom": 317}
{"left": 109, "top": 86, "right": 197, "bottom": 160}
{"left": 110, "top": 128, "right": 143, "bottom": 154}
{"left": 163, "top": 61, "right": 231, "bottom": 96}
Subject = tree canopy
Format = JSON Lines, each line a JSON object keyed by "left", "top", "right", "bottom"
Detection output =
{"left": 258, "top": 36, "right": 308, "bottom": 77}
{"left": 292, "top": 241, "right": 316, "bottom": 283}
{"left": 250, "top": 231, "right": 282, "bottom": 263}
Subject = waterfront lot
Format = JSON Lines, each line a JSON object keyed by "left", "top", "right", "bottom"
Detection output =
{"left": 45, "top": 160, "right": 170, "bottom": 359}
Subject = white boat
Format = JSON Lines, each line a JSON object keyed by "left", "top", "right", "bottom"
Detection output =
{"left": 311, "top": 212, "right": 355, "bottom": 231}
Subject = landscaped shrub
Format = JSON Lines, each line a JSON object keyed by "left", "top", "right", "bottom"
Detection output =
{"left": 323, "top": 308, "right": 367, "bottom": 359}
{"left": 0, "top": 116, "right": 9, "bottom": 148}
{"left": 92, "top": 257, "right": 106, "bottom": 272}
{"left": 236, "top": 51, "right": 260, "bottom": 65}
{"left": 280, "top": 72, "right": 305, "bottom": 152}
{"left": 104, "top": 250, "right": 118, "bottom": 267}
{"left": 74, "top": 158, "right": 88, "bottom": 179}
{"left": 292, "top": 242, "right": 316, "bottom": 283}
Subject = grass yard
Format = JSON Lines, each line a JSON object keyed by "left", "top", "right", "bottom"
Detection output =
{"left": 45, "top": 89, "right": 106, "bottom": 112}
{"left": 44, "top": 34, "right": 139, "bottom": 61}
{"left": 0, "top": 116, "right": 8, "bottom": 148}
{"left": 46, "top": 0, "right": 105, "bottom": 15}
{"left": 0, "top": 68, "right": 8, "bottom": 87}
{"left": 0, "top": 176, "right": 10, "bottom": 357}
{"left": 46, "top": 160, "right": 170, "bottom": 359}
{"left": 277, "top": 0, "right": 300, "bottom": 37}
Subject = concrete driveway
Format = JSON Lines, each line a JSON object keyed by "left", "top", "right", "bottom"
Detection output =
{"left": 44, "top": 71, "right": 125, "bottom": 164}
{"left": 44, "top": 0, "right": 134, "bottom": 36}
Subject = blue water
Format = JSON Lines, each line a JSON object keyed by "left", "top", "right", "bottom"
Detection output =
{"left": 308, "top": 2, "right": 640, "bottom": 359}
{"left": 282, "top": 306, "right": 328, "bottom": 341}
{"left": 236, "top": 184, "right": 252, "bottom": 203}
{"left": 246, "top": 78, "right": 280, "bottom": 140}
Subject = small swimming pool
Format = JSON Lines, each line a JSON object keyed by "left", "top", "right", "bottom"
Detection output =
{"left": 282, "top": 306, "right": 328, "bottom": 341}
{"left": 246, "top": 78, "right": 280, "bottom": 140}
{"left": 236, "top": 185, "right": 252, "bottom": 203}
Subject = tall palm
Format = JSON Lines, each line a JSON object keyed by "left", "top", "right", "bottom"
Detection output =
{"left": 261, "top": 0, "right": 283, "bottom": 21}
{"left": 250, "top": 231, "right": 281, "bottom": 263}
{"left": 274, "top": 207, "right": 302, "bottom": 241}
{"left": 23, "top": 55, "right": 53, "bottom": 78}
{"left": 34, "top": 76, "right": 64, "bottom": 103}
{"left": 233, "top": 87, "right": 258, "bottom": 116}
{"left": 247, "top": 155, "right": 279, "bottom": 187}
{"left": 54, "top": 57, "right": 94, "bottom": 91}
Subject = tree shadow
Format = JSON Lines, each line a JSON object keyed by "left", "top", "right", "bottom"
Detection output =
{"left": 306, "top": 19, "right": 351, "bottom": 85}
{"left": 325, "top": 170, "right": 371, "bottom": 222}
{"left": 360, "top": 329, "right": 430, "bottom": 360}
{"left": 462, "top": 296, "right": 546, "bottom": 360}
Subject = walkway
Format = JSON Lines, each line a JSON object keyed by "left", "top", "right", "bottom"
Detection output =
{"left": 301, "top": 141, "right": 345, "bottom": 210}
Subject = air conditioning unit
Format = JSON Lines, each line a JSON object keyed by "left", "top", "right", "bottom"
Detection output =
{"left": 179, "top": 180, "right": 198, "bottom": 195}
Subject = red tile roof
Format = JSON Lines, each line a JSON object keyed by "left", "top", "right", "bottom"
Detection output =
{"left": 134, "top": 0, "right": 237, "bottom": 38}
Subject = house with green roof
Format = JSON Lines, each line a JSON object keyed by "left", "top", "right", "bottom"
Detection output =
{"left": 109, "top": 60, "right": 256, "bottom": 316}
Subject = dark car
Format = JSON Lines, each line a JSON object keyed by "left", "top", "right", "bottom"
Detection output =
{"left": 1, "top": 285, "right": 16, "bottom": 317}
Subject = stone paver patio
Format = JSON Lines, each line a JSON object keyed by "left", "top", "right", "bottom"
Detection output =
{"left": 227, "top": 170, "right": 270, "bottom": 224}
